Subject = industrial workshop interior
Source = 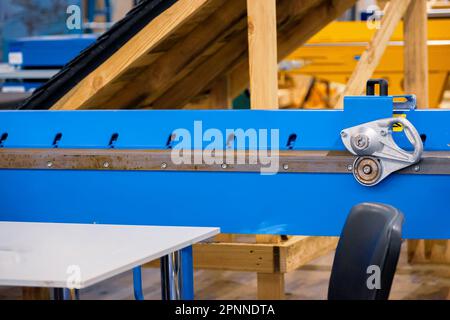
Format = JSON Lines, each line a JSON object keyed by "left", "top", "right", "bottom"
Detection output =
{"left": 0, "top": 0, "right": 449, "bottom": 312}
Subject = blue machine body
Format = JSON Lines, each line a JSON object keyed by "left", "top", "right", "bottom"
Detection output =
{"left": 0, "top": 96, "right": 448, "bottom": 239}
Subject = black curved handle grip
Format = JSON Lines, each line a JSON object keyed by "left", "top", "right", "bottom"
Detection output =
{"left": 367, "top": 79, "right": 389, "bottom": 96}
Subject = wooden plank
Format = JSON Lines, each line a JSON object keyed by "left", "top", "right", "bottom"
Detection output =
{"left": 404, "top": 0, "right": 435, "bottom": 263}
{"left": 404, "top": 0, "right": 429, "bottom": 109}
{"left": 136, "top": 0, "right": 354, "bottom": 108}
{"left": 431, "top": 1, "right": 450, "bottom": 10}
{"left": 228, "top": 62, "right": 250, "bottom": 101}
{"left": 22, "top": 288, "right": 50, "bottom": 300}
{"left": 256, "top": 233, "right": 284, "bottom": 300}
{"left": 144, "top": 236, "right": 339, "bottom": 273}
{"left": 195, "top": 242, "right": 276, "bottom": 272}
{"left": 408, "top": 240, "right": 450, "bottom": 264}
{"left": 227, "top": 9, "right": 285, "bottom": 292}
{"left": 51, "top": 0, "right": 212, "bottom": 110}
{"left": 284, "top": 236, "right": 338, "bottom": 272}
{"left": 256, "top": 235, "right": 282, "bottom": 244}
{"left": 146, "top": 241, "right": 277, "bottom": 273}
{"left": 149, "top": 32, "right": 249, "bottom": 108}
{"left": 229, "top": 0, "right": 322, "bottom": 97}
{"left": 214, "top": 234, "right": 236, "bottom": 242}
{"left": 98, "top": 0, "right": 245, "bottom": 109}
{"left": 226, "top": 0, "right": 319, "bottom": 101}
{"left": 335, "top": 0, "right": 412, "bottom": 108}
{"left": 228, "top": 0, "right": 356, "bottom": 100}
{"left": 276, "top": 0, "right": 324, "bottom": 33}
{"left": 257, "top": 273, "right": 285, "bottom": 300}
{"left": 209, "top": 76, "right": 231, "bottom": 108}
{"left": 47, "top": 0, "right": 357, "bottom": 110}
{"left": 246, "top": 0, "right": 279, "bottom": 110}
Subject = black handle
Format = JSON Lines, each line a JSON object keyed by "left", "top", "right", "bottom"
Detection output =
{"left": 366, "top": 79, "right": 389, "bottom": 96}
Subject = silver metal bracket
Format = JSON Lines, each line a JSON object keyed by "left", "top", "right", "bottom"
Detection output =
{"left": 393, "top": 94, "right": 417, "bottom": 111}
{"left": 341, "top": 117, "right": 424, "bottom": 186}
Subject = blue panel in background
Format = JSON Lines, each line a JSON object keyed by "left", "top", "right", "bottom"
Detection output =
{"left": 0, "top": 0, "right": 82, "bottom": 62}
{"left": 7, "top": 35, "right": 98, "bottom": 68}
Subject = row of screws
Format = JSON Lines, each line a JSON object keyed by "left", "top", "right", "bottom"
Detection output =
{"left": 45, "top": 161, "right": 422, "bottom": 173}
{"left": 160, "top": 163, "right": 292, "bottom": 170}
{"left": 46, "top": 161, "right": 112, "bottom": 168}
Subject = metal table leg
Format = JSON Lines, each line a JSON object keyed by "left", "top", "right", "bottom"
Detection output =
{"left": 133, "top": 267, "right": 145, "bottom": 300}
{"left": 160, "top": 246, "right": 194, "bottom": 300}
{"left": 53, "top": 288, "right": 79, "bottom": 300}
{"left": 180, "top": 246, "right": 194, "bottom": 300}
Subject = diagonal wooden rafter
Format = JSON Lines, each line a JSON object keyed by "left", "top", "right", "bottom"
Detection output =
{"left": 334, "top": 0, "right": 412, "bottom": 108}
{"left": 49, "top": 0, "right": 357, "bottom": 110}
{"left": 51, "top": 0, "right": 214, "bottom": 110}
{"left": 141, "top": 0, "right": 329, "bottom": 109}
{"left": 225, "top": 0, "right": 357, "bottom": 103}
{"left": 404, "top": 0, "right": 429, "bottom": 109}
{"left": 91, "top": 0, "right": 247, "bottom": 109}
{"left": 153, "top": 0, "right": 356, "bottom": 108}
{"left": 149, "top": 31, "right": 249, "bottom": 109}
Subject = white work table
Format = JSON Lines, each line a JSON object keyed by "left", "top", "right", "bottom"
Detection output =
{"left": 0, "top": 222, "right": 219, "bottom": 291}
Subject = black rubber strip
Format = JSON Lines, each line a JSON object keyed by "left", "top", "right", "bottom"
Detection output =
{"left": 21, "top": 0, "right": 178, "bottom": 110}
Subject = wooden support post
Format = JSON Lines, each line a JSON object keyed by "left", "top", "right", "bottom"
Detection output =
{"left": 256, "top": 235, "right": 285, "bottom": 300}
{"left": 228, "top": 0, "right": 355, "bottom": 100}
{"left": 335, "top": 0, "right": 411, "bottom": 108}
{"left": 22, "top": 288, "right": 50, "bottom": 300}
{"left": 209, "top": 76, "right": 231, "bottom": 109}
{"left": 145, "top": 236, "right": 338, "bottom": 300}
{"left": 214, "top": 233, "right": 235, "bottom": 242}
{"left": 246, "top": 0, "right": 282, "bottom": 299}
{"left": 404, "top": 0, "right": 429, "bottom": 109}
{"left": 247, "top": 0, "right": 279, "bottom": 110}
{"left": 257, "top": 273, "right": 285, "bottom": 300}
{"left": 404, "top": 0, "right": 440, "bottom": 262}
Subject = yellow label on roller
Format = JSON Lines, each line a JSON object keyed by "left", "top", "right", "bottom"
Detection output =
{"left": 393, "top": 114, "right": 407, "bottom": 132}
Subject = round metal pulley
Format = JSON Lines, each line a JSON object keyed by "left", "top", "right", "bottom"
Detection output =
{"left": 353, "top": 156, "right": 382, "bottom": 186}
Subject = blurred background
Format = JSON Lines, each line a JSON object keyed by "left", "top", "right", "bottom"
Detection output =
{"left": 1, "top": 0, "right": 449, "bottom": 109}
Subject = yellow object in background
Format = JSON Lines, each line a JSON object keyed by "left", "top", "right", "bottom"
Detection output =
{"left": 286, "top": 20, "right": 450, "bottom": 108}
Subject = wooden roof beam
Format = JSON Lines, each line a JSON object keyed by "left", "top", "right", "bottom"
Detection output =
{"left": 51, "top": 0, "right": 212, "bottom": 110}
{"left": 247, "top": 0, "right": 279, "bottom": 110}
{"left": 147, "top": 0, "right": 335, "bottom": 109}
{"left": 94, "top": 0, "right": 247, "bottom": 109}
{"left": 227, "top": 0, "right": 356, "bottom": 101}
{"left": 404, "top": 0, "right": 429, "bottom": 109}
{"left": 335, "top": 0, "right": 412, "bottom": 108}
{"left": 148, "top": 32, "right": 249, "bottom": 109}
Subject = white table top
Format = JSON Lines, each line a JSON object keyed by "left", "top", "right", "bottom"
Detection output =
{"left": 0, "top": 222, "right": 219, "bottom": 289}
